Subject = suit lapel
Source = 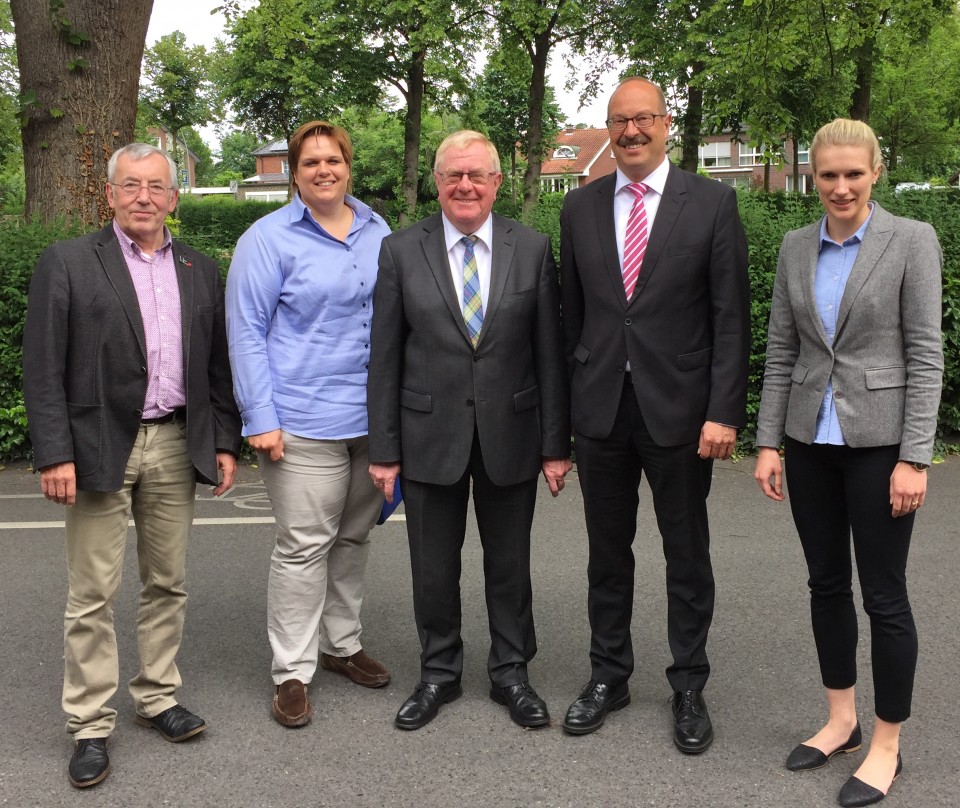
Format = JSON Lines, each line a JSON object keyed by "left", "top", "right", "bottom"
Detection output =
{"left": 632, "top": 163, "right": 684, "bottom": 301}
{"left": 591, "top": 176, "right": 629, "bottom": 308}
{"left": 420, "top": 215, "right": 473, "bottom": 344}
{"left": 796, "top": 223, "right": 832, "bottom": 349}
{"left": 96, "top": 224, "right": 147, "bottom": 360}
{"left": 835, "top": 206, "right": 894, "bottom": 338}
{"left": 479, "top": 215, "right": 515, "bottom": 344}
{"left": 172, "top": 241, "right": 194, "bottom": 364}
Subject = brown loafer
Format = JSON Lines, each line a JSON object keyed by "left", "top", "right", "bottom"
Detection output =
{"left": 272, "top": 679, "right": 312, "bottom": 727}
{"left": 321, "top": 649, "right": 390, "bottom": 688}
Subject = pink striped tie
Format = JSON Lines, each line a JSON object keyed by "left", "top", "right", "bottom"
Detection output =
{"left": 622, "top": 182, "right": 648, "bottom": 299}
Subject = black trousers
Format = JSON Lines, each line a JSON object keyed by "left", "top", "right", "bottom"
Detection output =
{"left": 784, "top": 438, "right": 918, "bottom": 723}
{"left": 402, "top": 432, "right": 538, "bottom": 688}
{"left": 575, "top": 378, "right": 715, "bottom": 692}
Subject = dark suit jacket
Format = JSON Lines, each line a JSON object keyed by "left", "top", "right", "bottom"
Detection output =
{"left": 367, "top": 213, "right": 569, "bottom": 487}
{"left": 560, "top": 164, "right": 750, "bottom": 446}
{"left": 22, "top": 224, "right": 242, "bottom": 491}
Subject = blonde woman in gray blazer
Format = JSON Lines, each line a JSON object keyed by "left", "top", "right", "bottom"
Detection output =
{"left": 754, "top": 119, "right": 943, "bottom": 808}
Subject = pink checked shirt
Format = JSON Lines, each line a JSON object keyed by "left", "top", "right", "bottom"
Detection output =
{"left": 112, "top": 221, "right": 186, "bottom": 418}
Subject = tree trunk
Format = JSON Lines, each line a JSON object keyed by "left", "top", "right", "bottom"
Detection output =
{"left": 11, "top": 0, "right": 153, "bottom": 225}
{"left": 792, "top": 141, "right": 799, "bottom": 193}
{"left": 679, "top": 65, "right": 704, "bottom": 173}
{"left": 763, "top": 161, "right": 771, "bottom": 192}
{"left": 849, "top": 37, "right": 875, "bottom": 122}
{"left": 398, "top": 50, "right": 425, "bottom": 229}
{"left": 522, "top": 30, "right": 551, "bottom": 220}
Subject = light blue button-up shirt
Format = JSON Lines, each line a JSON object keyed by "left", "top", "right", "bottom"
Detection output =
{"left": 812, "top": 204, "right": 874, "bottom": 444}
{"left": 226, "top": 193, "right": 390, "bottom": 439}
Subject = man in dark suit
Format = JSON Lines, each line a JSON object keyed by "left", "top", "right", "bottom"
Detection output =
{"left": 22, "top": 143, "right": 242, "bottom": 788}
{"left": 367, "top": 130, "right": 571, "bottom": 731}
{"left": 559, "top": 78, "right": 750, "bottom": 752}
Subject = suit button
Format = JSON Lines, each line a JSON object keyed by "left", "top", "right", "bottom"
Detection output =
{"left": 473, "top": 354, "right": 480, "bottom": 363}
{"left": 617, "top": 365, "right": 625, "bottom": 372}
{"left": 624, "top": 318, "right": 632, "bottom": 326}
{"left": 140, "top": 366, "right": 147, "bottom": 374}
{"left": 466, "top": 399, "right": 474, "bottom": 406}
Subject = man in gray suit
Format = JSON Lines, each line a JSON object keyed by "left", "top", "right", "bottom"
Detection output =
{"left": 22, "top": 143, "right": 242, "bottom": 788}
{"left": 367, "top": 130, "right": 571, "bottom": 731}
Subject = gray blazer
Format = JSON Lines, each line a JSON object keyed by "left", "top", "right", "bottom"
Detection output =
{"left": 23, "top": 224, "right": 242, "bottom": 491}
{"left": 755, "top": 204, "right": 943, "bottom": 464}
{"left": 367, "top": 213, "right": 569, "bottom": 486}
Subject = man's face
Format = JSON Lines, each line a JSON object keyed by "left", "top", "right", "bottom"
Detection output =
{"left": 106, "top": 152, "right": 178, "bottom": 250}
{"left": 434, "top": 141, "right": 502, "bottom": 234}
{"left": 607, "top": 80, "right": 672, "bottom": 182}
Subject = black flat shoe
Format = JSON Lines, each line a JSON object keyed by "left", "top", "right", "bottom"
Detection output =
{"left": 490, "top": 681, "right": 550, "bottom": 728}
{"left": 786, "top": 723, "right": 862, "bottom": 771}
{"left": 68, "top": 737, "right": 110, "bottom": 788}
{"left": 135, "top": 704, "right": 207, "bottom": 742}
{"left": 672, "top": 690, "right": 713, "bottom": 754}
{"left": 838, "top": 753, "right": 902, "bottom": 807}
{"left": 562, "top": 680, "right": 630, "bottom": 735}
{"left": 395, "top": 681, "right": 463, "bottom": 730}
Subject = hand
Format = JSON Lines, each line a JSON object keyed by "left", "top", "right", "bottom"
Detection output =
{"left": 541, "top": 457, "right": 573, "bottom": 497}
{"left": 890, "top": 461, "right": 927, "bottom": 518}
{"left": 40, "top": 461, "right": 76, "bottom": 505}
{"left": 369, "top": 462, "right": 401, "bottom": 503}
{"left": 212, "top": 452, "right": 237, "bottom": 497}
{"left": 753, "top": 447, "right": 784, "bottom": 501}
{"left": 248, "top": 429, "right": 284, "bottom": 462}
{"left": 698, "top": 422, "right": 737, "bottom": 460}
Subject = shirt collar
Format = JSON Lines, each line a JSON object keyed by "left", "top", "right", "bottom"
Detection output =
{"left": 288, "top": 192, "right": 373, "bottom": 230}
{"left": 819, "top": 201, "right": 875, "bottom": 248}
{"left": 615, "top": 156, "right": 670, "bottom": 197}
{"left": 112, "top": 219, "right": 172, "bottom": 257}
{"left": 441, "top": 212, "right": 494, "bottom": 253}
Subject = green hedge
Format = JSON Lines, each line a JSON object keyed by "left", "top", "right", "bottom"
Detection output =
{"left": 2, "top": 187, "right": 959, "bottom": 461}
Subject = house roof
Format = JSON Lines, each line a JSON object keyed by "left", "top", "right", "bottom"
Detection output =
{"left": 541, "top": 128, "right": 610, "bottom": 177}
{"left": 252, "top": 139, "right": 289, "bottom": 156}
{"left": 241, "top": 173, "right": 290, "bottom": 185}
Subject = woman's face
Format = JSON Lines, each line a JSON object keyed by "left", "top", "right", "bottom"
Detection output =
{"left": 813, "top": 144, "right": 881, "bottom": 237}
{"left": 293, "top": 134, "right": 350, "bottom": 214}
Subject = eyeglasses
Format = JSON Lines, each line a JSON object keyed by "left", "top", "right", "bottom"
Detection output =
{"left": 111, "top": 181, "right": 175, "bottom": 198}
{"left": 436, "top": 170, "right": 499, "bottom": 186}
{"left": 605, "top": 113, "right": 668, "bottom": 132}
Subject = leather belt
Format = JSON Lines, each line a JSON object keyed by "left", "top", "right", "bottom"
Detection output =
{"left": 141, "top": 406, "right": 186, "bottom": 425}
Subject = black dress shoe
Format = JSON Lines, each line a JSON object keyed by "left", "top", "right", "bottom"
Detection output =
{"left": 135, "top": 704, "right": 207, "bottom": 742}
{"left": 562, "top": 680, "right": 630, "bottom": 735}
{"left": 838, "top": 753, "right": 902, "bottom": 807}
{"left": 490, "top": 682, "right": 550, "bottom": 728}
{"left": 68, "top": 737, "right": 110, "bottom": 788}
{"left": 395, "top": 681, "right": 463, "bottom": 731}
{"left": 672, "top": 690, "right": 713, "bottom": 754}
{"left": 786, "top": 723, "right": 862, "bottom": 771}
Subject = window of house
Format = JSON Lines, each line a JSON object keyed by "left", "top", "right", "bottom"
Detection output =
{"left": 786, "top": 174, "right": 814, "bottom": 193}
{"left": 553, "top": 145, "right": 577, "bottom": 159}
{"left": 280, "top": 159, "right": 289, "bottom": 175}
{"left": 739, "top": 144, "right": 765, "bottom": 167}
{"left": 540, "top": 176, "right": 575, "bottom": 194}
{"left": 699, "top": 142, "right": 731, "bottom": 168}
{"left": 718, "top": 176, "right": 752, "bottom": 189}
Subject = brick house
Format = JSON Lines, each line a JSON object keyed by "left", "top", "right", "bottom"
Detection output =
{"left": 695, "top": 132, "right": 814, "bottom": 192}
{"left": 538, "top": 127, "right": 617, "bottom": 193}
{"left": 238, "top": 139, "right": 291, "bottom": 202}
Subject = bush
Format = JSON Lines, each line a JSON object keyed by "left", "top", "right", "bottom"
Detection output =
{"left": 178, "top": 196, "right": 284, "bottom": 276}
{"left": 0, "top": 216, "right": 87, "bottom": 460}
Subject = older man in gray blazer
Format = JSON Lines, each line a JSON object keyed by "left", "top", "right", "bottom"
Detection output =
{"left": 367, "top": 130, "right": 571, "bottom": 731}
{"left": 23, "top": 143, "right": 242, "bottom": 789}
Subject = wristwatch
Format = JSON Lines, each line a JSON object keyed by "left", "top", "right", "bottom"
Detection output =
{"left": 907, "top": 461, "right": 930, "bottom": 471}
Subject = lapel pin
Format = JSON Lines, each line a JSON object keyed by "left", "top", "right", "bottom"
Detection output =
{"left": 179, "top": 255, "right": 192, "bottom": 267}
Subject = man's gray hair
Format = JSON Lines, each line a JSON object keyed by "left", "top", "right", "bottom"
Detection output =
{"left": 107, "top": 143, "right": 178, "bottom": 187}
{"left": 434, "top": 130, "right": 501, "bottom": 174}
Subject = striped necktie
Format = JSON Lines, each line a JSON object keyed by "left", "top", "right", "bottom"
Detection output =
{"left": 622, "top": 182, "right": 649, "bottom": 299}
{"left": 461, "top": 235, "right": 483, "bottom": 347}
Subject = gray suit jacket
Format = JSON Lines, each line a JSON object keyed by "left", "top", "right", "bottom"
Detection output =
{"left": 367, "top": 213, "right": 569, "bottom": 486}
{"left": 23, "top": 224, "right": 242, "bottom": 491}
{"left": 755, "top": 204, "right": 943, "bottom": 464}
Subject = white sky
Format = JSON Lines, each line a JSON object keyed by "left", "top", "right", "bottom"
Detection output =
{"left": 147, "top": 0, "right": 616, "bottom": 148}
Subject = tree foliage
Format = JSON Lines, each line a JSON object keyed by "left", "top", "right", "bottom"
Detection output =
{"left": 140, "top": 31, "right": 217, "bottom": 177}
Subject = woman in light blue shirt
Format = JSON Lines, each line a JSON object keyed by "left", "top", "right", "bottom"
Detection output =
{"left": 754, "top": 119, "right": 943, "bottom": 807}
{"left": 226, "top": 121, "right": 392, "bottom": 729}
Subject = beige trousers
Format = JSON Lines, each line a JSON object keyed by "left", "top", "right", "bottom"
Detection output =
{"left": 62, "top": 421, "right": 196, "bottom": 738}
{"left": 260, "top": 432, "right": 381, "bottom": 685}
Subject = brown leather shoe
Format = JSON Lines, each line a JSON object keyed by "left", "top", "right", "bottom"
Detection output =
{"left": 320, "top": 649, "right": 390, "bottom": 688}
{"left": 272, "top": 679, "right": 312, "bottom": 727}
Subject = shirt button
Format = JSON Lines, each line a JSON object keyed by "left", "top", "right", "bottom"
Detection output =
{"left": 362, "top": 303, "right": 367, "bottom": 308}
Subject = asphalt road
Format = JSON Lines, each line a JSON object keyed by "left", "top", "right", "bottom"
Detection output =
{"left": 1, "top": 457, "right": 958, "bottom": 808}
